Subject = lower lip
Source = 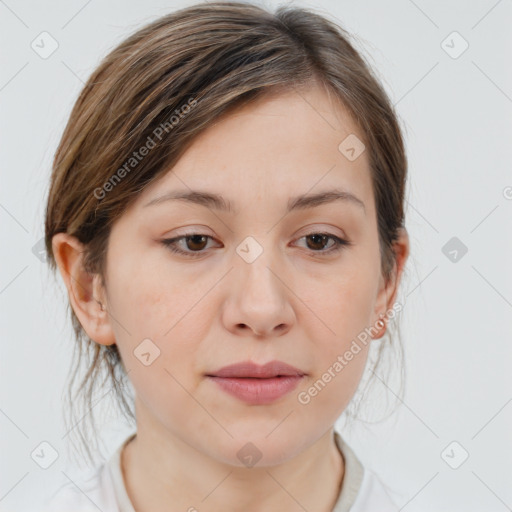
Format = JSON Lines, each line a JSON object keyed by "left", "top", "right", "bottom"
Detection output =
{"left": 207, "top": 375, "right": 304, "bottom": 405}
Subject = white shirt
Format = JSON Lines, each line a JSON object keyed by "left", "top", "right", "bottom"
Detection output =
{"left": 40, "top": 430, "right": 399, "bottom": 511}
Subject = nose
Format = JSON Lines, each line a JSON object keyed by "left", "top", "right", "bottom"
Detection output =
{"left": 221, "top": 256, "right": 295, "bottom": 339}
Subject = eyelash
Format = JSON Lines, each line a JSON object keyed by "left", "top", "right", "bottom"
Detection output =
{"left": 161, "top": 232, "right": 352, "bottom": 259}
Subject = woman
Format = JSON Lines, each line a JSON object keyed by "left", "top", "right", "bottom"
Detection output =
{"left": 43, "top": 2, "right": 410, "bottom": 510}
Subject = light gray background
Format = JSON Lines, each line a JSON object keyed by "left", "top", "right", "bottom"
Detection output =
{"left": 1, "top": 0, "right": 511, "bottom": 510}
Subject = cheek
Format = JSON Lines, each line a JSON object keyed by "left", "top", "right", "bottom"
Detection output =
{"left": 107, "top": 251, "right": 190, "bottom": 337}
{"left": 302, "top": 344, "right": 370, "bottom": 413}
{"left": 302, "top": 261, "right": 378, "bottom": 345}
{"left": 107, "top": 262, "right": 208, "bottom": 427}
{"left": 297, "top": 278, "right": 373, "bottom": 420}
{"left": 295, "top": 254, "right": 378, "bottom": 403}
{"left": 108, "top": 255, "right": 214, "bottom": 377}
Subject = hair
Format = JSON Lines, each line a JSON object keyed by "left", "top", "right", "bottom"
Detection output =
{"left": 44, "top": 1, "right": 409, "bottom": 466}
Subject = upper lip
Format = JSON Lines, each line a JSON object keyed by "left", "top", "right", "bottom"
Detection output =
{"left": 206, "top": 360, "right": 306, "bottom": 378}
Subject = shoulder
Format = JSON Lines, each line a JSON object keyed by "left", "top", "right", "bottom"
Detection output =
{"left": 36, "top": 464, "right": 118, "bottom": 512}
{"left": 350, "top": 466, "right": 400, "bottom": 512}
{"left": 34, "top": 432, "right": 137, "bottom": 512}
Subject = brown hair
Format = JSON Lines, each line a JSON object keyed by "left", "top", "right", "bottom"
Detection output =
{"left": 45, "top": 1, "right": 408, "bottom": 466}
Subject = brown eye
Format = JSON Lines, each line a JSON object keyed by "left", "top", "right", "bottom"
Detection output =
{"left": 161, "top": 233, "right": 217, "bottom": 258}
{"left": 183, "top": 234, "right": 209, "bottom": 251}
{"left": 297, "top": 233, "right": 351, "bottom": 255}
{"left": 305, "top": 234, "right": 332, "bottom": 251}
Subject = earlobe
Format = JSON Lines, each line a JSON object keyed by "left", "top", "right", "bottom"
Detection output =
{"left": 372, "top": 312, "right": 388, "bottom": 340}
{"left": 52, "top": 233, "right": 116, "bottom": 346}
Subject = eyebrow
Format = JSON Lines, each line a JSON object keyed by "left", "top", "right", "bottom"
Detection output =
{"left": 143, "top": 188, "right": 366, "bottom": 215}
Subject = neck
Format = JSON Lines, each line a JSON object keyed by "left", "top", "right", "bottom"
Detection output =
{"left": 121, "top": 414, "right": 344, "bottom": 512}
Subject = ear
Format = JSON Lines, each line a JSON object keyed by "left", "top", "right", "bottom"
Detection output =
{"left": 52, "top": 232, "right": 116, "bottom": 346}
{"left": 371, "top": 227, "right": 410, "bottom": 339}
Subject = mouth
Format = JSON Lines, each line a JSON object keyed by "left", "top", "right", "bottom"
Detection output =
{"left": 205, "top": 360, "right": 306, "bottom": 405}
{"left": 206, "top": 375, "right": 304, "bottom": 405}
{"left": 206, "top": 359, "right": 306, "bottom": 379}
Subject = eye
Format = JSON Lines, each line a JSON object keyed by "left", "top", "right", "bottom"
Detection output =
{"left": 161, "top": 231, "right": 352, "bottom": 258}
{"left": 295, "top": 232, "right": 352, "bottom": 255}
{"left": 161, "top": 233, "right": 218, "bottom": 258}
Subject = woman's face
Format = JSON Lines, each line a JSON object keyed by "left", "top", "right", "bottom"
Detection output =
{"left": 95, "top": 85, "right": 407, "bottom": 465}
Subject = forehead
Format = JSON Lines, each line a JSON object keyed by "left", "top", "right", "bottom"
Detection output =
{"left": 134, "top": 85, "right": 373, "bottom": 214}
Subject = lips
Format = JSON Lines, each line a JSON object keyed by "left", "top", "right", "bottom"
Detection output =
{"left": 206, "top": 360, "right": 306, "bottom": 379}
{"left": 205, "top": 360, "right": 307, "bottom": 405}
